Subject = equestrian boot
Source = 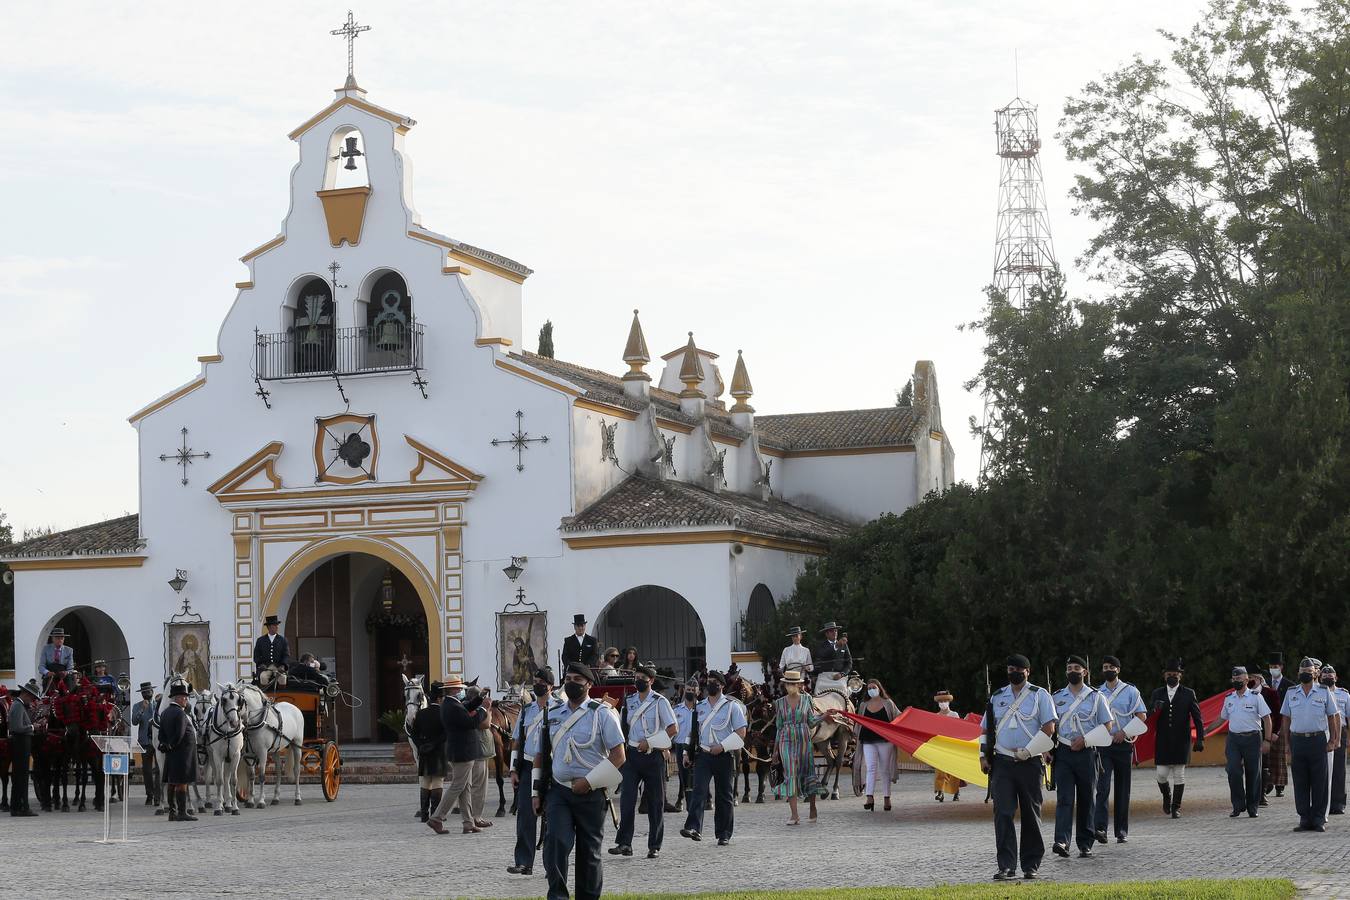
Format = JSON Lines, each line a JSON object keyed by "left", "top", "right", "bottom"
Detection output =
{"left": 428, "top": 788, "right": 443, "bottom": 823}
{"left": 418, "top": 788, "right": 431, "bottom": 823}
{"left": 178, "top": 791, "right": 198, "bottom": 822}
{"left": 166, "top": 791, "right": 180, "bottom": 822}
{"left": 1170, "top": 785, "right": 1184, "bottom": 819}
{"left": 1158, "top": 782, "right": 1172, "bottom": 816}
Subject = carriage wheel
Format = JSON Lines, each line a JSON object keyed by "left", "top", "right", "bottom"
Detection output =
{"left": 321, "top": 742, "right": 341, "bottom": 802}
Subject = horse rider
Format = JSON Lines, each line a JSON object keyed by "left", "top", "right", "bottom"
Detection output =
{"left": 981, "top": 653, "right": 1057, "bottom": 881}
{"left": 130, "top": 681, "right": 159, "bottom": 806}
{"left": 8, "top": 682, "right": 40, "bottom": 817}
{"left": 1094, "top": 655, "right": 1147, "bottom": 844}
{"left": 535, "top": 661, "right": 625, "bottom": 900}
{"left": 252, "top": 615, "right": 290, "bottom": 687}
{"left": 509, "top": 666, "right": 560, "bottom": 876}
{"left": 813, "top": 622, "right": 851, "bottom": 678}
{"left": 680, "top": 670, "right": 748, "bottom": 846}
{"left": 158, "top": 681, "right": 198, "bottom": 822}
{"left": 40, "top": 627, "right": 75, "bottom": 684}
{"left": 611, "top": 663, "right": 678, "bottom": 860}
{"left": 562, "top": 614, "right": 600, "bottom": 668}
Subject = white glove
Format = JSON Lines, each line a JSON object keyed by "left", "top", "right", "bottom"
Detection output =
{"left": 1013, "top": 747, "right": 1031, "bottom": 761}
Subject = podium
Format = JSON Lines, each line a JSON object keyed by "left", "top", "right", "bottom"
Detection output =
{"left": 91, "top": 736, "right": 141, "bottom": 844}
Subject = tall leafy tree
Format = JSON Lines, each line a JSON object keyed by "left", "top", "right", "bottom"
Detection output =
{"left": 537, "top": 320, "right": 555, "bottom": 358}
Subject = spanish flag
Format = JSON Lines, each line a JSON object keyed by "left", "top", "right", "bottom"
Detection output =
{"left": 844, "top": 707, "right": 988, "bottom": 789}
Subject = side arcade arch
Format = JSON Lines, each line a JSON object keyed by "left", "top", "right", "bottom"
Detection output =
{"left": 593, "top": 585, "right": 706, "bottom": 683}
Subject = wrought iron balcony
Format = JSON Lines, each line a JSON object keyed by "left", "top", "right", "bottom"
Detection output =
{"left": 254, "top": 321, "right": 425, "bottom": 380}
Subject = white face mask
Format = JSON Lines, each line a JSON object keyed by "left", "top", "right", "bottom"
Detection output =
{"left": 867, "top": 687, "right": 879, "bottom": 698}
{"left": 938, "top": 701, "right": 950, "bottom": 711}
{"left": 1270, "top": 668, "right": 1281, "bottom": 679}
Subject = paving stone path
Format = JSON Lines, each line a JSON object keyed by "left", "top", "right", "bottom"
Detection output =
{"left": 1, "top": 767, "right": 1345, "bottom": 898}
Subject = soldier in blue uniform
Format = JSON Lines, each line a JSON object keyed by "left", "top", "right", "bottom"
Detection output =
{"left": 1321, "top": 665, "right": 1349, "bottom": 816}
{"left": 611, "top": 664, "right": 678, "bottom": 859}
{"left": 1050, "top": 655, "right": 1113, "bottom": 859}
{"left": 509, "top": 667, "right": 560, "bottom": 876}
{"left": 680, "top": 670, "right": 748, "bottom": 846}
{"left": 1281, "top": 657, "right": 1341, "bottom": 832}
{"left": 1217, "top": 666, "right": 1272, "bottom": 818}
{"left": 671, "top": 684, "right": 697, "bottom": 812}
{"left": 534, "top": 662, "right": 625, "bottom": 900}
{"left": 980, "top": 654, "right": 1057, "bottom": 881}
{"left": 1093, "top": 655, "right": 1147, "bottom": 843}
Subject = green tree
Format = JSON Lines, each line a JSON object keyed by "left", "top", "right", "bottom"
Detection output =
{"left": 537, "top": 320, "right": 555, "bottom": 358}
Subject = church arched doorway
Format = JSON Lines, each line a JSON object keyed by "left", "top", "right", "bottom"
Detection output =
{"left": 738, "top": 583, "right": 775, "bottom": 651}
{"left": 594, "top": 586, "right": 705, "bottom": 684}
{"left": 37, "top": 606, "right": 130, "bottom": 683}
{"left": 271, "top": 552, "right": 430, "bottom": 742}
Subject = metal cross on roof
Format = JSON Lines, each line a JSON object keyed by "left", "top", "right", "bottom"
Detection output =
{"left": 491, "top": 410, "right": 550, "bottom": 472}
{"left": 330, "top": 10, "right": 371, "bottom": 82}
{"left": 159, "top": 427, "right": 210, "bottom": 486}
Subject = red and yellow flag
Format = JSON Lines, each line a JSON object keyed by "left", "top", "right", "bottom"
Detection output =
{"left": 844, "top": 707, "right": 988, "bottom": 788}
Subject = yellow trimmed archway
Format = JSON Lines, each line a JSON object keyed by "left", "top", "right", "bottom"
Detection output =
{"left": 260, "top": 535, "right": 444, "bottom": 684}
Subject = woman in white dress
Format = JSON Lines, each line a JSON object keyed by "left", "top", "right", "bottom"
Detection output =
{"left": 778, "top": 626, "right": 812, "bottom": 677}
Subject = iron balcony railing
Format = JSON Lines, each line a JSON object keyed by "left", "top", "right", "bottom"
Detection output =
{"left": 255, "top": 320, "right": 425, "bottom": 380}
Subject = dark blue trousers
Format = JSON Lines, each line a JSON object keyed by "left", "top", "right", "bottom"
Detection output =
{"left": 514, "top": 764, "right": 538, "bottom": 869}
{"left": 990, "top": 755, "right": 1044, "bottom": 875}
{"left": 1331, "top": 737, "right": 1346, "bottom": 814}
{"left": 683, "top": 751, "right": 734, "bottom": 840}
{"left": 1290, "top": 733, "right": 1329, "bottom": 828}
{"left": 616, "top": 749, "right": 665, "bottom": 850}
{"left": 543, "top": 785, "right": 607, "bottom": 900}
{"left": 1053, "top": 746, "right": 1097, "bottom": 852}
{"left": 1093, "top": 742, "right": 1132, "bottom": 838}
{"left": 1226, "top": 732, "right": 1262, "bottom": 815}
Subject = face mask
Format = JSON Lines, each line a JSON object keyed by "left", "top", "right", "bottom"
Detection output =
{"left": 1165, "top": 675, "right": 1180, "bottom": 687}
{"left": 1008, "top": 671, "right": 1026, "bottom": 686}
{"left": 563, "top": 682, "right": 587, "bottom": 702}
{"left": 635, "top": 679, "right": 650, "bottom": 692}
{"left": 1299, "top": 672, "right": 1314, "bottom": 684}
{"left": 1248, "top": 680, "right": 1258, "bottom": 690}
{"left": 938, "top": 701, "right": 950, "bottom": 711}
{"left": 1232, "top": 680, "right": 1245, "bottom": 691}
{"left": 707, "top": 685, "right": 721, "bottom": 696}
{"left": 533, "top": 683, "right": 548, "bottom": 697}
{"left": 454, "top": 689, "right": 466, "bottom": 700}
{"left": 867, "top": 687, "right": 880, "bottom": 698}
{"left": 684, "top": 692, "right": 696, "bottom": 702}
{"left": 1103, "top": 670, "right": 1119, "bottom": 682}
{"left": 310, "top": 660, "right": 320, "bottom": 670}
{"left": 1066, "top": 672, "right": 1083, "bottom": 685}
{"left": 1270, "top": 668, "right": 1281, "bottom": 679}
{"left": 1321, "top": 678, "right": 1335, "bottom": 687}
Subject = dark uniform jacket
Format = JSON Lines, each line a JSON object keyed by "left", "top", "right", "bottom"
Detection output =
{"left": 813, "top": 639, "right": 852, "bottom": 675}
{"left": 411, "top": 705, "right": 448, "bottom": 778}
{"left": 253, "top": 633, "right": 290, "bottom": 672}
{"left": 158, "top": 702, "right": 198, "bottom": 785}
{"left": 440, "top": 694, "right": 487, "bottom": 763}
{"left": 562, "top": 633, "right": 599, "bottom": 667}
{"left": 1149, "top": 684, "right": 1206, "bottom": 766}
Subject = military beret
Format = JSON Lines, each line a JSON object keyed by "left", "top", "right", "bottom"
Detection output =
{"left": 1065, "top": 655, "right": 1088, "bottom": 669}
{"left": 705, "top": 670, "right": 726, "bottom": 686}
{"left": 534, "top": 667, "right": 556, "bottom": 685}
{"left": 1006, "top": 654, "right": 1031, "bottom": 670}
{"left": 1299, "top": 657, "right": 1321, "bottom": 669}
{"left": 1231, "top": 666, "right": 1248, "bottom": 677}
{"left": 1101, "top": 655, "right": 1121, "bottom": 668}
{"left": 636, "top": 664, "right": 658, "bottom": 680}
{"left": 1321, "top": 664, "right": 1336, "bottom": 675}
{"left": 565, "top": 661, "right": 597, "bottom": 683}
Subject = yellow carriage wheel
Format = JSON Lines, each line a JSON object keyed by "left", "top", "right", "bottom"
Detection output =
{"left": 321, "top": 741, "right": 341, "bottom": 801}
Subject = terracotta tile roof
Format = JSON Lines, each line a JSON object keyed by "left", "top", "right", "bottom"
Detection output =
{"left": 0, "top": 514, "right": 144, "bottom": 559}
{"left": 755, "top": 407, "right": 922, "bottom": 451}
{"left": 563, "top": 475, "right": 852, "bottom": 545}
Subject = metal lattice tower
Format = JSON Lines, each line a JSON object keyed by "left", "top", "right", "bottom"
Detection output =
{"left": 978, "top": 97, "right": 1058, "bottom": 479}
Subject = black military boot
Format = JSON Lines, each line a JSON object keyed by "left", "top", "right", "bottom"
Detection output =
{"left": 1170, "top": 785, "right": 1184, "bottom": 818}
{"left": 1158, "top": 782, "right": 1172, "bottom": 816}
{"left": 179, "top": 792, "right": 198, "bottom": 822}
{"left": 417, "top": 788, "right": 430, "bottom": 822}
{"left": 167, "top": 791, "right": 180, "bottom": 822}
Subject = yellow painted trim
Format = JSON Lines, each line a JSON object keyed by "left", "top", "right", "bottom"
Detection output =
{"left": 208, "top": 441, "right": 285, "bottom": 495}
{"left": 405, "top": 231, "right": 528, "bottom": 284}
{"left": 316, "top": 185, "right": 371, "bottom": 247}
{"left": 216, "top": 481, "right": 476, "bottom": 505}
{"left": 474, "top": 337, "right": 513, "bottom": 347}
{"left": 782, "top": 445, "right": 915, "bottom": 459}
{"left": 443, "top": 265, "right": 472, "bottom": 275}
{"left": 314, "top": 413, "right": 380, "bottom": 485}
{"left": 494, "top": 359, "right": 583, "bottom": 397}
{"left": 127, "top": 377, "right": 206, "bottom": 425}
{"left": 574, "top": 398, "right": 638, "bottom": 421}
{"left": 730, "top": 651, "right": 762, "bottom": 665}
{"left": 235, "top": 281, "right": 255, "bottom": 290}
{"left": 655, "top": 417, "right": 695, "bottom": 435}
{"left": 259, "top": 535, "right": 443, "bottom": 684}
{"left": 198, "top": 354, "right": 223, "bottom": 364}
{"left": 288, "top": 96, "right": 414, "bottom": 141}
{"left": 239, "top": 235, "right": 285, "bottom": 263}
{"left": 759, "top": 446, "right": 786, "bottom": 459}
{"left": 562, "top": 530, "right": 827, "bottom": 555}
{"left": 930, "top": 430, "right": 944, "bottom": 441}
{"left": 405, "top": 434, "right": 486, "bottom": 485}
{"left": 7, "top": 556, "right": 147, "bottom": 571}
{"left": 0, "top": 669, "right": 14, "bottom": 681}
{"left": 710, "top": 433, "right": 743, "bottom": 448}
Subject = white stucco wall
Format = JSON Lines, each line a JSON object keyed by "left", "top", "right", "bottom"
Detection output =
{"left": 778, "top": 451, "right": 916, "bottom": 524}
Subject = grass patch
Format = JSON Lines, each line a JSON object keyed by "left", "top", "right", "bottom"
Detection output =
{"left": 593, "top": 879, "right": 1296, "bottom": 900}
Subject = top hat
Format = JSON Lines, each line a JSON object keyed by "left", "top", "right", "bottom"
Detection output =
{"left": 784, "top": 626, "right": 804, "bottom": 638}
{"left": 819, "top": 622, "right": 841, "bottom": 633}
{"left": 572, "top": 614, "right": 587, "bottom": 627}
{"left": 49, "top": 627, "right": 66, "bottom": 638}
{"left": 780, "top": 670, "right": 806, "bottom": 686}
{"left": 263, "top": 615, "right": 281, "bottom": 627}
{"left": 169, "top": 682, "right": 190, "bottom": 698}
{"left": 1162, "top": 658, "right": 1184, "bottom": 672}
{"left": 138, "top": 681, "right": 154, "bottom": 693}
{"left": 1267, "top": 652, "right": 1284, "bottom": 665}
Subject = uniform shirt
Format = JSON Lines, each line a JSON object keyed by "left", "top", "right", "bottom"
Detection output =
{"left": 1098, "top": 679, "right": 1147, "bottom": 728}
{"left": 988, "top": 684, "right": 1057, "bottom": 754}
{"left": 625, "top": 690, "right": 677, "bottom": 746}
{"left": 518, "top": 694, "right": 562, "bottom": 758}
{"left": 1219, "top": 688, "right": 1270, "bottom": 734}
{"left": 779, "top": 642, "right": 813, "bottom": 674}
{"left": 1052, "top": 685, "right": 1113, "bottom": 742}
{"left": 673, "top": 703, "right": 697, "bottom": 744}
{"left": 695, "top": 694, "right": 748, "bottom": 750}
{"left": 1331, "top": 686, "right": 1350, "bottom": 725}
{"left": 40, "top": 643, "right": 75, "bottom": 676}
{"left": 546, "top": 698, "right": 624, "bottom": 783}
{"left": 1280, "top": 683, "right": 1338, "bottom": 736}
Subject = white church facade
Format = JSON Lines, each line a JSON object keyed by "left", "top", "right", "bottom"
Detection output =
{"left": 2, "top": 75, "right": 954, "bottom": 740}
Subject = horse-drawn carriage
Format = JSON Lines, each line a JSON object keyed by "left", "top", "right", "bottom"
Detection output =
{"left": 261, "top": 684, "right": 343, "bottom": 802}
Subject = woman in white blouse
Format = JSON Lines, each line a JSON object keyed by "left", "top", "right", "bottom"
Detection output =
{"left": 778, "top": 626, "right": 813, "bottom": 677}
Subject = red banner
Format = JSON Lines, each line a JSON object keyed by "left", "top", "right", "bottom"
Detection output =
{"left": 1131, "top": 690, "right": 1232, "bottom": 764}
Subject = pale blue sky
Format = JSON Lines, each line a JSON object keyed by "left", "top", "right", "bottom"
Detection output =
{"left": 1, "top": 1, "right": 1211, "bottom": 536}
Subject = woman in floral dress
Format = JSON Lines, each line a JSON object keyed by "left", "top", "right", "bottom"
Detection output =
{"left": 774, "top": 670, "right": 834, "bottom": 825}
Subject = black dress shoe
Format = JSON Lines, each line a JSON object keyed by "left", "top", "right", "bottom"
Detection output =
{"left": 1248, "top": 811, "right": 1259, "bottom": 818}
{"left": 12, "top": 809, "right": 38, "bottom": 817}
{"left": 1023, "top": 870, "right": 1039, "bottom": 880}
{"left": 608, "top": 845, "right": 632, "bottom": 856}
{"left": 1116, "top": 835, "right": 1127, "bottom": 844}
{"left": 506, "top": 865, "right": 525, "bottom": 874}
{"left": 1052, "top": 843, "right": 1070, "bottom": 857}
{"left": 993, "top": 870, "right": 1016, "bottom": 881}
{"left": 1229, "top": 810, "right": 1242, "bottom": 818}
{"left": 1330, "top": 809, "right": 1345, "bottom": 815}
{"left": 1293, "top": 824, "right": 1308, "bottom": 832}
{"left": 1094, "top": 830, "right": 1107, "bottom": 844}
{"left": 680, "top": 829, "right": 700, "bottom": 841}
{"left": 647, "top": 849, "right": 660, "bottom": 859}
{"left": 1275, "top": 787, "right": 1285, "bottom": 797}
{"left": 1078, "top": 848, "right": 1093, "bottom": 858}
{"left": 1313, "top": 824, "right": 1326, "bottom": 832}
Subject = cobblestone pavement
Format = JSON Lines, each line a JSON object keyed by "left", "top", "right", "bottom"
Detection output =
{"left": 1, "top": 768, "right": 1346, "bottom": 898}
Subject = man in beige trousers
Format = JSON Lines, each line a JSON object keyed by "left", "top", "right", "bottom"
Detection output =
{"left": 428, "top": 675, "right": 488, "bottom": 834}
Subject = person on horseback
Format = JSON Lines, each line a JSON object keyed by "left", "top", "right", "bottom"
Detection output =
{"left": 40, "top": 627, "right": 75, "bottom": 687}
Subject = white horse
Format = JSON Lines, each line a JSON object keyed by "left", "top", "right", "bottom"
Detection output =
{"left": 237, "top": 681, "right": 306, "bottom": 808}
{"left": 403, "top": 674, "right": 427, "bottom": 818}
{"left": 190, "top": 690, "right": 217, "bottom": 812}
{"left": 201, "top": 683, "right": 244, "bottom": 816}
{"left": 150, "top": 673, "right": 203, "bottom": 816}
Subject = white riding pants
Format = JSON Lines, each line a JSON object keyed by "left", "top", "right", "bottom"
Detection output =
{"left": 863, "top": 742, "right": 896, "bottom": 797}
{"left": 1156, "top": 764, "right": 1187, "bottom": 785}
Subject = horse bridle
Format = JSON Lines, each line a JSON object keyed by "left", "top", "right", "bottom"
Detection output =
{"left": 205, "top": 686, "right": 243, "bottom": 747}
{"left": 240, "top": 684, "right": 287, "bottom": 756}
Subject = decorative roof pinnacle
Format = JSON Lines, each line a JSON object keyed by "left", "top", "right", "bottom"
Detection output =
{"left": 678, "top": 332, "right": 706, "bottom": 399}
{"left": 622, "top": 308, "right": 651, "bottom": 382}
{"left": 729, "top": 349, "right": 754, "bottom": 414}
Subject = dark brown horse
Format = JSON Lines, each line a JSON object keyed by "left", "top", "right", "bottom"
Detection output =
{"left": 741, "top": 684, "right": 776, "bottom": 803}
{"left": 488, "top": 700, "right": 521, "bottom": 817}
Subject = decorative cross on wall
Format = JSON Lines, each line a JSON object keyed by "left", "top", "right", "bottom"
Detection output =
{"left": 159, "top": 428, "right": 211, "bottom": 486}
{"left": 395, "top": 653, "right": 414, "bottom": 674}
{"left": 491, "top": 410, "right": 550, "bottom": 472}
{"left": 330, "top": 10, "right": 371, "bottom": 81}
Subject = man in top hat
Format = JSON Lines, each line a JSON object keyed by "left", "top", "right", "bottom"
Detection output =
{"left": 1318, "top": 664, "right": 1348, "bottom": 816}
{"left": 681, "top": 669, "right": 748, "bottom": 846}
{"left": 1093, "top": 655, "right": 1147, "bottom": 843}
{"left": 562, "top": 614, "right": 600, "bottom": 668}
{"left": 981, "top": 653, "right": 1057, "bottom": 881}
{"left": 1149, "top": 658, "right": 1205, "bottom": 818}
{"left": 252, "top": 615, "right": 290, "bottom": 685}
{"left": 40, "top": 627, "right": 74, "bottom": 680}
{"left": 7, "top": 682, "right": 40, "bottom": 816}
{"left": 812, "top": 622, "right": 851, "bottom": 677}
{"left": 611, "top": 663, "right": 678, "bottom": 859}
{"left": 428, "top": 674, "right": 489, "bottom": 834}
{"left": 535, "top": 661, "right": 626, "bottom": 900}
{"left": 1266, "top": 652, "right": 1292, "bottom": 798}
{"left": 157, "top": 681, "right": 198, "bottom": 822}
{"left": 1050, "top": 655, "right": 1113, "bottom": 860}
{"left": 1281, "top": 657, "right": 1340, "bottom": 832}
{"left": 779, "top": 626, "right": 812, "bottom": 676}
{"left": 1217, "top": 665, "right": 1273, "bottom": 818}
{"left": 130, "top": 681, "right": 160, "bottom": 805}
